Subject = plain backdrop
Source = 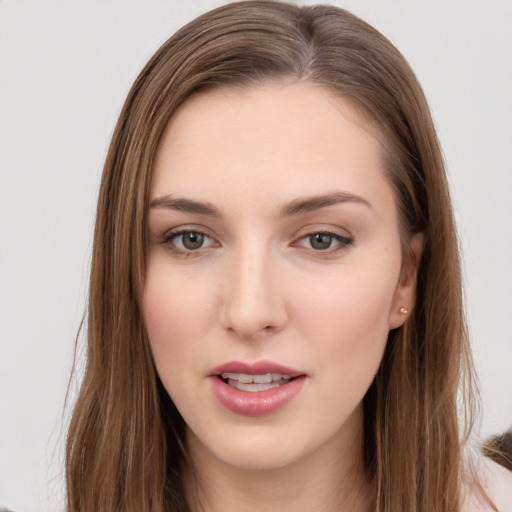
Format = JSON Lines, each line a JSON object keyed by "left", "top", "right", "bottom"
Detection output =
{"left": 1, "top": 1, "right": 511, "bottom": 510}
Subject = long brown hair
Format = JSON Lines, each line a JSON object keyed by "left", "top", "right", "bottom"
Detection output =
{"left": 66, "top": 2, "right": 476, "bottom": 511}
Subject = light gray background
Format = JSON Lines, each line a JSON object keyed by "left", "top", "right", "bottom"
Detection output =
{"left": 1, "top": 1, "right": 511, "bottom": 510}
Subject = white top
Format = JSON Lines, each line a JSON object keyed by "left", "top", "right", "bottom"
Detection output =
{"left": 465, "top": 457, "right": 512, "bottom": 512}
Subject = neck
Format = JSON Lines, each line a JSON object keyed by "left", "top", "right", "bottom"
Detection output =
{"left": 183, "top": 410, "right": 374, "bottom": 512}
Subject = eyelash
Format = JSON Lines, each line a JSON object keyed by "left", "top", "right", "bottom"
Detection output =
{"left": 160, "top": 229, "right": 354, "bottom": 256}
{"left": 294, "top": 231, "right": 354, "bottom": 253}
{"left": 160, "top": 229, "right": 216, "bottom": 257}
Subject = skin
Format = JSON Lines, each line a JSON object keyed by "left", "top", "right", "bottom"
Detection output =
{"left": 143, "top": 81, "right": 423, "bottom": 512}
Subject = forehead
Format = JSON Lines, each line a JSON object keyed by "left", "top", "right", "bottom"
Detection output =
{"left": 151, "top": 81, "right": 391, "bottom": 210}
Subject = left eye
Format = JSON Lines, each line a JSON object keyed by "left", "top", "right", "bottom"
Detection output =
{"left": 299, "top": 232, "right": 353, "bottom": 251}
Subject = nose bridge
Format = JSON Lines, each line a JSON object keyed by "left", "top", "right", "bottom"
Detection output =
{"left": 222, "top": 240, "right": 286, "bottom": 338}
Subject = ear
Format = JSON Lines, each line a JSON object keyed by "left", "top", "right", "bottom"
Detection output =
{"left": 388, "top": 232, "right": 424, "bottom": 329}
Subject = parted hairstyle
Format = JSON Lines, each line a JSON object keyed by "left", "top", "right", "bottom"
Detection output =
{"left": 66, "top": 2, "right": 477, "bottom": 511}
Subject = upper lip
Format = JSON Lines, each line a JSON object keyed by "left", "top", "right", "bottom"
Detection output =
{"left": 209, "top": 360, "right": 305, "bottom": 378}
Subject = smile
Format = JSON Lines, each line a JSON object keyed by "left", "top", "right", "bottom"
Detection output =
{"left": 209, "top": 361, "right": 306, "bottom": 416}
{"left": 221, "top": 372, "right": 292, "bottom": 392}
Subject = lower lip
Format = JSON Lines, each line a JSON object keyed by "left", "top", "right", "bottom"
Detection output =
{"left": 209, "top": 376, "right": 306, "bottom": 416}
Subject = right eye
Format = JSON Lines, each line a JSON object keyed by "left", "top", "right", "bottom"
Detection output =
{"left": 162, "top": 229, "right": 217, "bottom": 254}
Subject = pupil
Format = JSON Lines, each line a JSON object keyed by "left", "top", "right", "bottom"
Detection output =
{"left": 310, "top": 233, "right": 332, "bottom": 250}
{"left": 183, "top": 232, "right": 204, "bottom": 250}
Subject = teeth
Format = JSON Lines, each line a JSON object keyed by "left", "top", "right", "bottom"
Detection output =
{"left": 221, "top": 372, "right": 292, "bottom": 384}
{"left": 253, "top": 374, "right": 272, "bottom": 383}
{"left": 231, "top": 381, "right": 281, "bottom": 392}
{"left": 238, "top": 374, "right": 253, "bottom": 384}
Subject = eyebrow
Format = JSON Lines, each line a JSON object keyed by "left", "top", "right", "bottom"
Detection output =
{"left": 149, "top": 191, "right": 372, "bottom": 218}
{"left": 279, "top": 191, "right": 372, "bottom": 217}
{"left": 149, "top": 195, "right": 221, "bottom": 217}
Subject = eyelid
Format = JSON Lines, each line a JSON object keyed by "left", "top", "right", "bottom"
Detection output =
{"left": 160, "top": 225, "right": 220, "bottom": 255}
{"left": 157, "top": 223, "right": 353, "bottom": 256}
{"left": 291, "top": 227, "right": 354, "bottom": 253}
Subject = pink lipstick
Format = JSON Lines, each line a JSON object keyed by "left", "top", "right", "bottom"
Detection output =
{"left": 208, "top": 360, "right": 306, "bottom": 416}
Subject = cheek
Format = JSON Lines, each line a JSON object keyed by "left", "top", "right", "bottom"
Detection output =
{"left": 291, "top": 261, "right": 397, "bottom": 379}
{"left": 142, "top": 263, "right": 213, "bottom": 370}
{"left": 297, "top": 264, "right": 396, "bottom": 335}
{"left": 143, "top": 283, "right": 183, "bottom": 359}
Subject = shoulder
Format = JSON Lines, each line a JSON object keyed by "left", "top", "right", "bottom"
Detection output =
{"left": 481, "top": 458, "right": 512, "bottom": 512}
{"left": 464, "top": 455, "right": 512, "bottom": 512}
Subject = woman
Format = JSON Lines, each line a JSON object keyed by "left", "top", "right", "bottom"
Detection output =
{"left": 65, "top": 2, "right": 512, "bottom": 511}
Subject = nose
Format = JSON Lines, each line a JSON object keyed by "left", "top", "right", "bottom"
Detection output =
{"left": 221, "top": 246, "right": 288, "bottom": 339}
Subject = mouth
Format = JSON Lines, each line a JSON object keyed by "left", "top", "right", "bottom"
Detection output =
{"left": 219, "top": 372, "right": 294, "bottom": 392}
{"left": 208, "top": 361, "right": 307, "bottom": 416}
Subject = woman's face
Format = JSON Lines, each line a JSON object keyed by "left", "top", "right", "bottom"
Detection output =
{"left": 144, "top": 82, "right": 420, "bottom": 471}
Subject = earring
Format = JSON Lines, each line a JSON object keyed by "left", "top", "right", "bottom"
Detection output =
{"left": 399, "top": 307, "right": 408, "bottom": 314}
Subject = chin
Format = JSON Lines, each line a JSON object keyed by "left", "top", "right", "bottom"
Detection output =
{"left": 187, "top": 425, "right": 312, "bottom": 471}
